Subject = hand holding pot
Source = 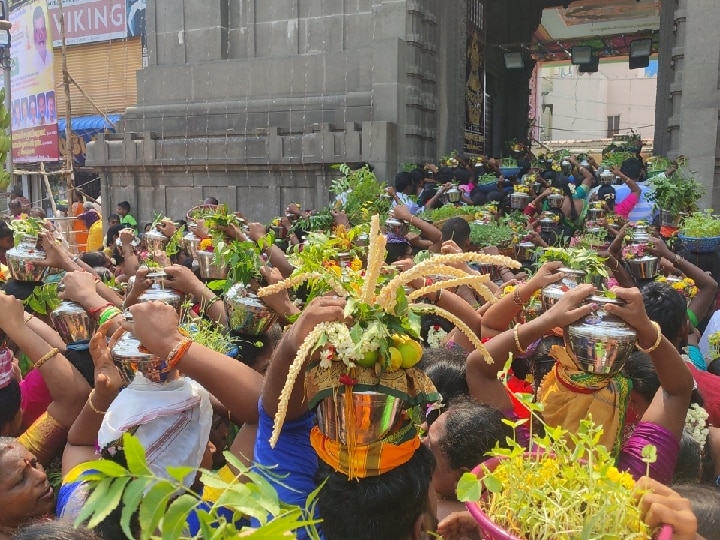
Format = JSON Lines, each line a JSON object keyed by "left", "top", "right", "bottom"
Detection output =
{"left": 126, "top": 301, "right": 183, "bottom": 359}
{"left": 156, "top": 219, "right": 176, "bottom": 238}
{"left": 89, "top": 321, "right": 124, "bottom": 400}
{"left": 646, "top": 235, "right": 673, "bottom": 260}
{"left": 525, "top": 261, "right": 564, "bottom": 292}
{"left": 541, "top": 283, "right": 596, "bottom": 328}
{"left": 35, "top": 230, "right": 68, "bottom": 269}
{"left": 286, "top": 296, "right": 346, "bottom": 351}
{"left": 602, "top": 287, "right": 656, "bottom": 339}
{"left": 164, "top": 264, "right": 203, "bottom": 296}
{"left": 392, "top": 204, "right": 413, "bottom": 222}
{"left": 60, "top": 270, "right": 101, "bottom": 306}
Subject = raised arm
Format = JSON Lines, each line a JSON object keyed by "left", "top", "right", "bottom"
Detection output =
{"left": 0, "top": 294, "right": 90, "bottom": 431}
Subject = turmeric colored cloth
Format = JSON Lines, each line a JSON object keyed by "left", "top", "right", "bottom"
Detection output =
{"left": 537, "top": 345, "right": 631, "bottom": 456}
{"left": 17, "top": 411, "right": 68, "bottom": 467}
{"left": 310, "top": 421, "right": 420, "bottom": 479}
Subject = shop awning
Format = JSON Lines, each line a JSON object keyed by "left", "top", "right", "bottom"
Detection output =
{"left": 58, "top": 114, "right": 121, "bottom": 139}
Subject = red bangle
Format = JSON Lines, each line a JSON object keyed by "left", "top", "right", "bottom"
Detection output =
{"left": 88, "top": 302, "right": 114, "bottom": 317}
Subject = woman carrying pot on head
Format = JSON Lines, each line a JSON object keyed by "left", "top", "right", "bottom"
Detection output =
{"left": 467, "top": 283, "right": 694, "bottom": 485}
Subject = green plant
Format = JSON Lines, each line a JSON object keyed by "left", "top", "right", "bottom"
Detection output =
{"left": 9, "top": 217, "right": 45, "bottom": 244}
{"left": 23, "top": 283, "right": 61, "bottom": 315}
{"left": 456, "top": 358, "right": 657, "bottom": 540}
{"left": 469, "top": 222, "right": 514, "bottom": 248}
{"left": 73, "top": 433, "right": 322, "bottom": 540}
{"left": 418, "top": 205, "right": 486, "bottom": 223}
{"left": 679, "top": 210, "right": 720, "bottom": 238}
{"left": 537, "top": 247, "right": 608, "bottom": 280}
{"left": 295, "top": 208, "right": 335, "bottom": 233}
{"left": 330, "top": 164, "right": 392, "bottom": 226}
{"left": 165, "top": 225, "right": 186, "bottom": 257}
{"left": 0, "top": 88, "right": 10, "bottom": 191}
{"left": 646, "top": 166, "right": 704, "bottom": 215}
{"left": 211, "top": 233, "right": 273, "bottom": 293}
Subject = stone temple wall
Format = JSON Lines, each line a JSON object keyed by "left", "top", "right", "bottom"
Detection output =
{"left": 88, "top": 0, "right": 469, "bottom": 223}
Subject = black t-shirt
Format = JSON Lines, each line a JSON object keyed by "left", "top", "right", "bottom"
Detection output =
{"left": 418, "top": 184, "right": 440, "bottom": 209}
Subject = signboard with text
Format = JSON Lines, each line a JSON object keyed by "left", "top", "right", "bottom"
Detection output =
{"left": 46, "top": 0, "right": 127, "bottom": 47}
{"left": 464, "top": 0, "right": 486, "bottom": 156}
{"left": 9, "top": 0, "right": 60, "bottom": 162}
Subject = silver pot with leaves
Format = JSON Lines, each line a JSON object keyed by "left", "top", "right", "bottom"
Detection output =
{"left": 541, "top": 268, "right": 586, "bottom": 311}
{"left": 137, "top": 271, "right": 185, "bottom": 314}
{"left": 196, "top": 250, "right": 229, "bottom": 280}
{"left": 182, "top": 230, "right": 202, "bottom": 259}
{"left": 510, "top": 192, "right": 531, "bottom": 210}
{"left": 6, "top": 235, "right": 49, "bottom": 282}
{"left": 539, "top": 215, "right": 560, "bottom": 233}
{"left": 566, "top": 295, "right": 637, "bottom": 375}
{"left": 145, "top": 228, "right": 169, "bottom": 252}
{"left": 111, "top": 311, "right": 175, "bottom": 385}
{"left": 384, "top": 218, "right": 409, "bottom": 237}
{"left": 51, "top": 300, "right": 96, "bottom": 344}
{"left": 445, "top": 185, "right": 461, "bottom": 203}
{"left": 515, "top": 241, "right": 535, "bottom": 262}
{"left": 226, "top": 283, "right": 278, "bottom": 335}
{"left": 547, "top": 193, "right": 564, "bottom": 209}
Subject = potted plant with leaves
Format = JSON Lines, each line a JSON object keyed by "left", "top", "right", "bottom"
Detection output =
{"left": 537, "top": 247, "right": 608, "bottom": 310}
{"left": 457, "top": 362, "right": 670, "bottom": 540}
{"left": 6, "top": 217, "right": 49, "bottom": 281}
{"left": 646, "top": 165, "right": 703, "bottom": 227}
{"left": 677, "top": 210, "right": 720, "bottom": 253}
{"left": 330, "top": 163, "right": 392, "bottom": 226}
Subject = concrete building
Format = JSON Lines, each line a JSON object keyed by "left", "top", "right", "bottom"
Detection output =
{"left": 537, "top": 59, "right": 657, "bottom": 142}
{"left": 654, "top": 0, "right": 720, "bottom": 209}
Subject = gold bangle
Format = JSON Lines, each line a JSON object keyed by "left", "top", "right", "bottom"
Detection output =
{"left": 636, "top": 321, "right": 662, "bottom": 354}
{"left": 24, "top": 312, "right": 33, "bottom": 323}
{"left": 86, "top": 389, "right": 107, "bottom": 415}
{"left": 34, "top": 347, "right": 59, "bottom": 370}
{"left": 513, "top": 325, "right": 527, "bottom": 354}
{"left": 202, "top": 295, "right": 223, "bottom": 316}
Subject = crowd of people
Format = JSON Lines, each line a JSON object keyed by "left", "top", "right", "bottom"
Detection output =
{"left": 0, "top": 147, "right": 719, "bottom": 540}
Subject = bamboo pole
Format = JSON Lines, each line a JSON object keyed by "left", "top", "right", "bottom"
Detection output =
{"left": 57, "top": 0, "right": 74, "bottom": 192}
{"left": 40, "top": 161, "right": 57, "bottom": 216}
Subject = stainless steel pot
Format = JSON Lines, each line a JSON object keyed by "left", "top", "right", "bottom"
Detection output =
{"left": 566, "top": 295, "right": 637, "bottom": 374}
{"left": 510, "top": 192, "right": 531, "bottom": 210}
{"left": 196, "top": 250, "right": 229, "bottom": 279}
{"left": 111, "top": 312, "right": 174, "bottom": 385}
{"left": 144, "top": 228, "right": 169, "bottom": 252}
{"left": 50, "top": 301, "right": 96, "bottom": 344}
{"left": 137, "top": 271, "right": 185, "bottom": 314}
{"left": 515, "top": 241, "right": 535, "bottom": 261}
{"left": 225, "top": 283, "right": 278, "bottom": 335}
{"left": 445, "top": 186, "right": 462, "bottom": 203}
{"left": 587, "top": 207, "right": 606, "bottom": 221}
{"left": 541, "top": 268, "right": 586, "bottom": 311}
{"left": 384, "top": 218, "right": 409, "bottom": 237}
{"left": 626, "top": 256, "right": 659, "bottom": 279}
{"left": 6, "top": 235, "right": 49, "bottom": 282}
{"left": 547, "top": 193, "right": 564, "bottom": 209}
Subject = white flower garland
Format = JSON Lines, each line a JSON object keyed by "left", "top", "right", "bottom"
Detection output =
{"left": 427, "top": 325, "right": 449, "bottom": 348}
{"left": 684, "top": 403, "right": 709, "bottom": 451}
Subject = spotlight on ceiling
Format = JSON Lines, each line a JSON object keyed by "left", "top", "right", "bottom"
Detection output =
{"left": 579, "top": 55, "right": 599, "bottom": 73}
{"left": 629, "top": 38, "right": 652, "bottom": 69}
{"left": 504, "top": 52, "right": 524, "bottom": 69}
{"left": 571, "top": 46, "right": 593, "bottom": 65}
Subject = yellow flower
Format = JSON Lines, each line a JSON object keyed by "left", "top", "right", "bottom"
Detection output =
{"left": 605, "top": 466, "right": 636, "bottom": 490}
{"left": 199, "top": 238, "right": 214, "bottom": 251}
{"left": 351, "top": 258, "right": 363, "bottom": 272}
{"left": 672, "top": 282, "right": 685, "bottom": 291}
